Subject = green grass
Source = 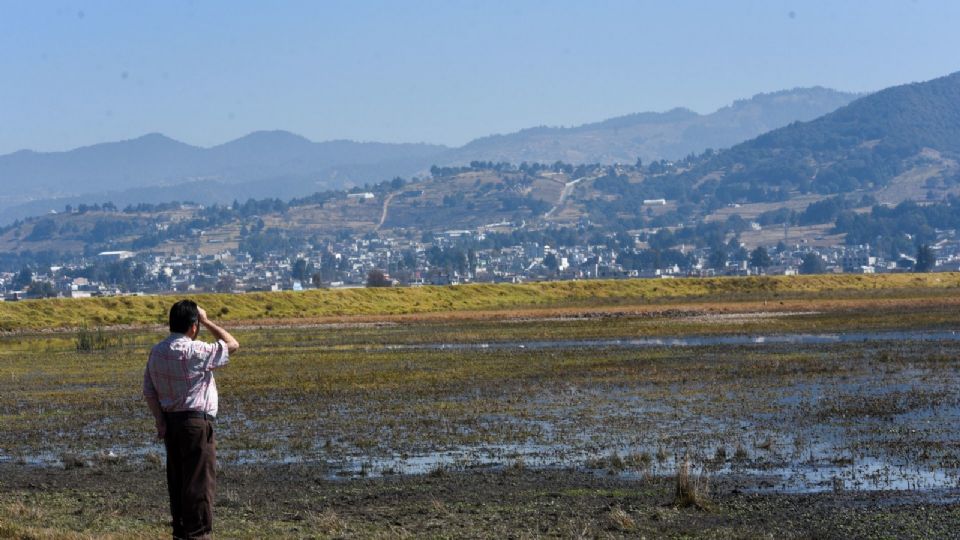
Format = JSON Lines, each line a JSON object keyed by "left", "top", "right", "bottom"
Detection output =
{"left": 2, "top": 273, "right": 960, "bottom": 331}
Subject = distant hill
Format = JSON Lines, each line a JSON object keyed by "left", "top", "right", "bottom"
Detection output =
{"left": 7, "top": 72, "right": 960, "bottom": 269}
{"left": 0, "top": 131, "right": 448, "bottom": 195}
{"left": 0, "top": 133, "right": 448, "bottom": 223}
{"left": 0, "top": 87, "right": 861, "bottom": 225}
{"left": 663, "top": 71, "right": 960, "bottom": 204}
{"left": 441, "top": 87, "right": 861, "bottom": 165}
{"left": 548, "top": 71, "right": 960, "bottom": 258}
{"left": 0, "top": 164, "right": 574, "bottom": 259}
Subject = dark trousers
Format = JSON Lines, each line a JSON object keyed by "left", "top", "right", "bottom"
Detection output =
{"left": 164, "top": 414, "right": 216, "bottom": 540}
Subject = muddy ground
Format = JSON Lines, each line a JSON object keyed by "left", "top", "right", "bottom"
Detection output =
{"left": 3, "top": 299, "right": 960, "bottom": 538}
{"left": 3, "top": 462, "right": 960, "bottom": 539}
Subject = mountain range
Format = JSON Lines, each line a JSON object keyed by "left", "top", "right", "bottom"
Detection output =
{"left": 5, "top": 71, "right": 960, "bottom": 261}
{"left": 0, "top": 87, "right": 859, "bottom": 224}
{"left": 445, "top": 87, "right": 859, "bottom": 165}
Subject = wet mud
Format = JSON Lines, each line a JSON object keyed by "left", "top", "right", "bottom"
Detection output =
{"left": 2, "top": 307, "right": 960, "bottom": 537}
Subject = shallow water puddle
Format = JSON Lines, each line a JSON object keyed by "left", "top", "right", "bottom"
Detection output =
{"left": 770, "top": 458, "right": 960, "bottom": 493}
{"left": 322, "top": 443, "right": 960, "bottom": 494}
{"left": 379, "top": 330, "right": 960, "bottom": 351}
{"left": 6, "top": 330, "right": 960, "bottom": 499}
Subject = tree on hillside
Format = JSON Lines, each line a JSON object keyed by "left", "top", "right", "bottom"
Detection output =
{"left": 709, "top": 247, "right": 727, "bottom": 271}
{"left": 366, "top": 269, "right": 392, "bottom": 287}
{"left": 543, "top": 253, "right": 559, "bottom": 274}
{"left": 915, "top": 244, "right": 935, "bottom": 272}
{"left": 28, "top": 281, "right": 57, "bottom": 299}
{"left": 799, "top": 253, "right": 826, "bottom": 274}
{"left": 215, "top": 275, "right": 236, "bottom": 293}
{"left": 26, "top": 219, "right": 58, "bottom": 241}
{"left": 14, "top": 267, "right": 33, "bottom": 289}
{"left": 292, "top": 258, "right": 313, "bottom": 282}
{"left": 749, "top": 246, "right": 772, "bottom": 270}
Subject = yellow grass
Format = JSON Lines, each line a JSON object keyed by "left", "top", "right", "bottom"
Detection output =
{"left": 1, "top": 273, "right": 959, "bottom": 331}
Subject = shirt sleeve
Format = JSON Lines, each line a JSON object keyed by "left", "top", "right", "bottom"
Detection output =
{"left": 142, "top": 365, "right": 158, "bottom": 399}
{"left": 196, "top": 339, "right": 230, "bottom": 371}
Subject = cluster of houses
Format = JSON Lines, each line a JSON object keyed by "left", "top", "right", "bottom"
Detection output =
{"left": 2, "top": 227, "right": 960, "bottom": 300}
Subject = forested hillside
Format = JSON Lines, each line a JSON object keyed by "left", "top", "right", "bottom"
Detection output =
{"left": 685, "top": 71, "right": 960, "bottom": 202}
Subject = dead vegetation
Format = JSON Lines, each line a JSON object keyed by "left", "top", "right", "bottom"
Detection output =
{"left": 674, "top": 455, "right": 711, "bottom": 510}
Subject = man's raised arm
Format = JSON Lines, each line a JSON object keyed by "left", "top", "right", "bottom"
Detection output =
{"left": 197, "top": 307, "right": 240, "bottom": 353}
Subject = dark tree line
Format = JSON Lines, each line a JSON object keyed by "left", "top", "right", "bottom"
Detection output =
{"left": 834, "top": 197, "right": 960, "bottom": 256}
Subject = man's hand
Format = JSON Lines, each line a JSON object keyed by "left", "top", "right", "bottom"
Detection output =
{"left": 155, "top": 419, "right": 166, "bottom": 441}
{"left": 194, "top": 305, "right": 240, "bottom": 353}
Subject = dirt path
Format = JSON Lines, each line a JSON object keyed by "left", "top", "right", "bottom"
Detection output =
{"left": 545, "top": 175, "right": 594, "bottom": 218}
{"left": 375, "top": 191, "right": 397, "bottom": 230}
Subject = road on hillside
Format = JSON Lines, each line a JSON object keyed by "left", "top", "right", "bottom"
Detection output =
{"left": 376, "top": 192, "right": 397, "bottom": 231}
{"left": 545, "top": 176, "right": 594, "bottom": 219}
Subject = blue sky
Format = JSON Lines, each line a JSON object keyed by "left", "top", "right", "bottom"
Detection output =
{"left": 1, "top": 0, "right": 959, "bottom": 154}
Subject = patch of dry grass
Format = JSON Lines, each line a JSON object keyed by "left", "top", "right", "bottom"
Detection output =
{"left": 605, "top": 506, "right": 637, "bottom": 532}
{"left": 3, "top": 273, "right": 960, "bottom": 332}
{"left": 674, "top": 456, "right": 710, "bottom": 510}
{"left": 308, "top": 508, "right": 347, "bottom": 535}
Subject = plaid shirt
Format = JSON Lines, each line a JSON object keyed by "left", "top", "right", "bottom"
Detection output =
{"left": 143, "top": 333, "right": 230, "bottom": 417}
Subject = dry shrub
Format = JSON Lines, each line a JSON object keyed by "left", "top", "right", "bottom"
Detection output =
{"left": 6, "top": 501, "right": 44, "bottom": 521}
{"left": 673, "top": 455, "right": 710, "bottom": 509}
{"left": 144, "top": 451, "right": 163, "bottom": 468}
{"left": 309, "top": 508, "right": 347, "bottom": 535}
{"left": 607, "top": 451, "right": 625, "bottom": 471}
{"left": 734, "top": 442, "right": 750, "bottom": 461}
{"left": 430, "top": 498, "right": 448, "bottom": 514}
{"left": 624, "top": 451, "right": 652, "bottom": 468}
{"left": 605, "top": 506, "right": 636, "bottom": 532}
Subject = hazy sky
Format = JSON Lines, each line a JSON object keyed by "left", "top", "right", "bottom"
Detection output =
{"left": 2, "top": 0, "right": 959, "bottom": 154}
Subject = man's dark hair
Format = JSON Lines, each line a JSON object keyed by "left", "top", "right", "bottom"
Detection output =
{"left": 169, "top": 300, "right": 199, "bottom": 333}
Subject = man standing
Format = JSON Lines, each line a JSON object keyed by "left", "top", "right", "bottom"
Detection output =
{"left": 144, "top": 300, "right": 240, "bottom": 540}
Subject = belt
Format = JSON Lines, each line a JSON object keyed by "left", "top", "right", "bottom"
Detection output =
{"left": 164, "top": 410, "right": 216, "bottom": 422}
